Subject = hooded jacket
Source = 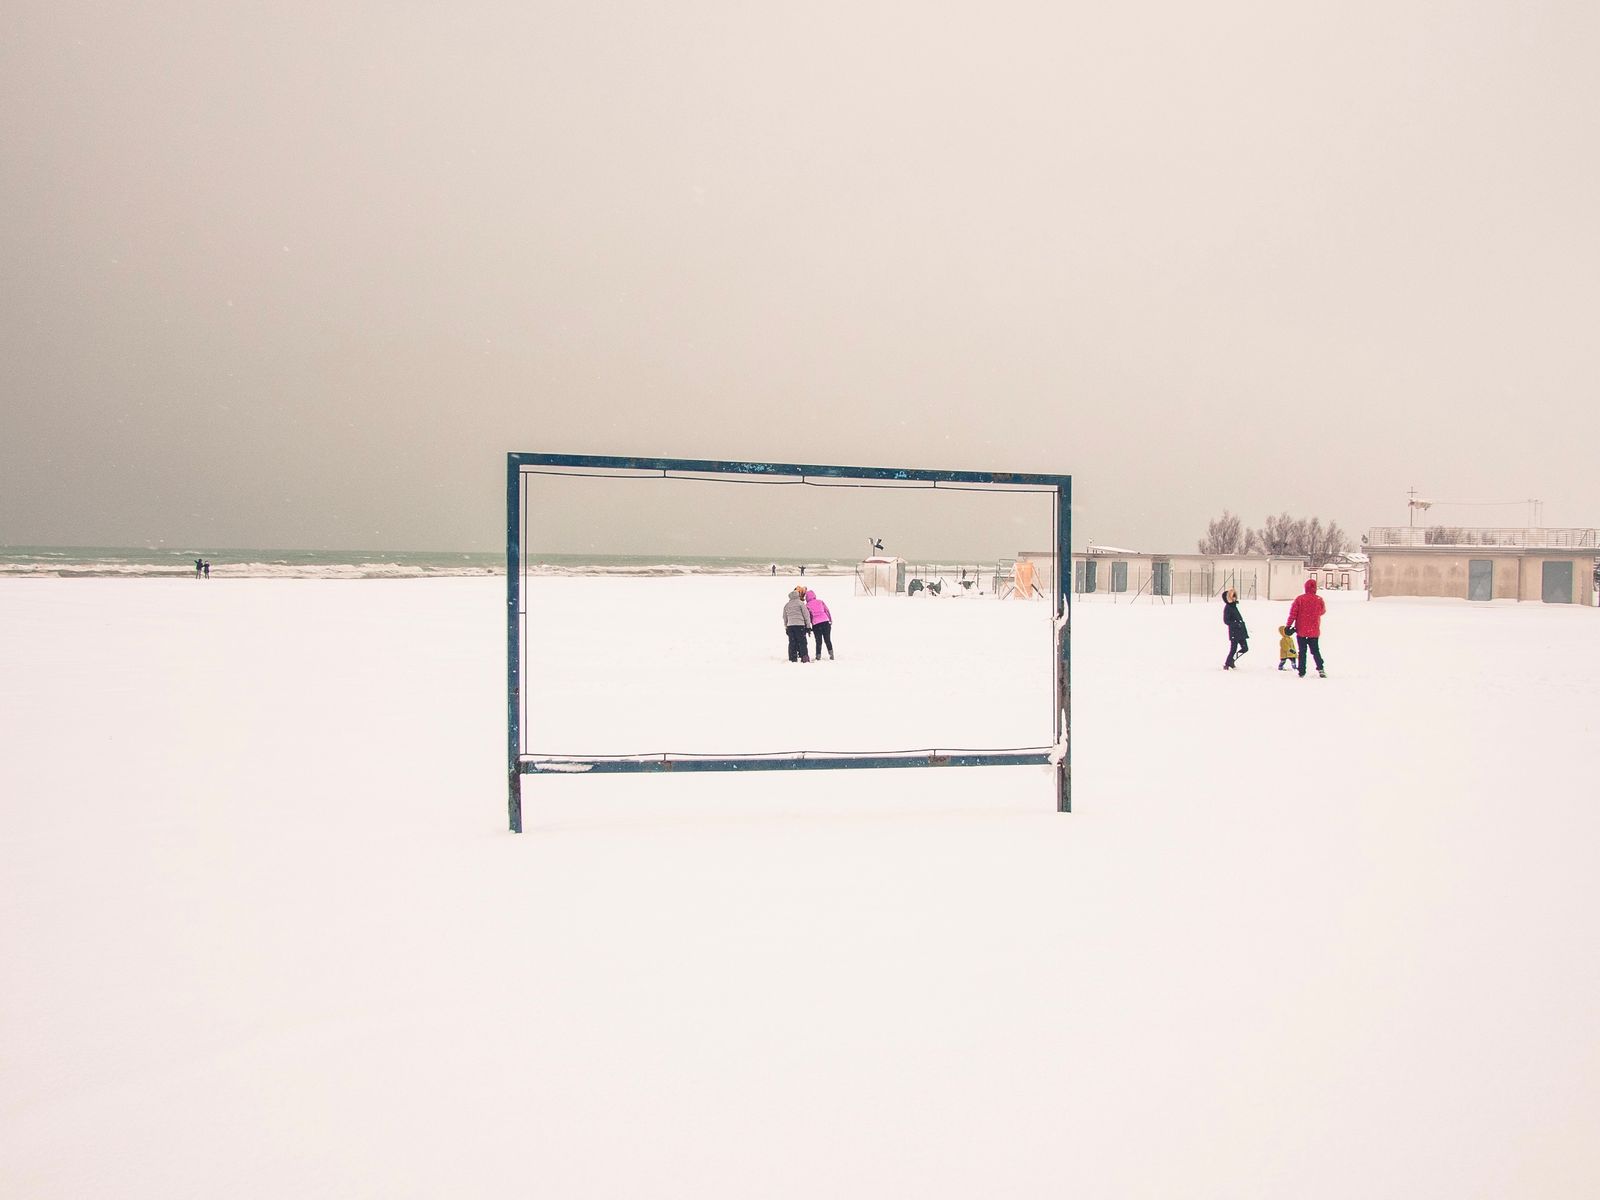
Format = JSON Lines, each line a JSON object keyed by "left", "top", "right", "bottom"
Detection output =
{"left": 1221, "top": 591, "right": 1247, "bottom": 638}
{"left": 1286, "top": 578, "right": 1326, "bottom": 638}
{"left": 783, "top": 594, "right": 813, "bottom": 629}
{"left": 805, "top": 590, "right": 831, "bottom": 626}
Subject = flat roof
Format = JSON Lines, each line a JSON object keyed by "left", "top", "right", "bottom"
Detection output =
{"left": 1365, "top": 545, "right": 1597, "bottom": 557}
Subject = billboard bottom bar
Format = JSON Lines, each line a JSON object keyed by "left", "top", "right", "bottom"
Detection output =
{"left": 520, "top": 752, "right": 1053, "bottom": 775}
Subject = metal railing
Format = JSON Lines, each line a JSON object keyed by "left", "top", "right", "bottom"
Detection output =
{"left": 1367, "top": 527, "right": 1599, "bottom": 549}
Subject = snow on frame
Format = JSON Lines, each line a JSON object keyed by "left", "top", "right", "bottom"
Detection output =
{"left": 1, "top": 575, "right": 1598, "bottom": 1199}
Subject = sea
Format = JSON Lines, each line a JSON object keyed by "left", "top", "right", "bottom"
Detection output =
{"left": 0, "top": 546, "right": 860, "bottom": 580}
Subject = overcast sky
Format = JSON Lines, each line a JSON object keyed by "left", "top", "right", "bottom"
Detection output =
{"left": 3, "top": 1, "right": 1597, "bottom": 557}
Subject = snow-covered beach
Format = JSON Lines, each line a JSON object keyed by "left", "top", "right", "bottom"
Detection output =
{"left": 3, "top": 576, "right": 1598, "bottom": 1197}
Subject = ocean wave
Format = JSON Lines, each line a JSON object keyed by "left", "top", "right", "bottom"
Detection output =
{"left": 0, "top": 561, "right": 500, "bottom": 580}
{"left": 0, "top": 557, "right": 857, "bottom": 580}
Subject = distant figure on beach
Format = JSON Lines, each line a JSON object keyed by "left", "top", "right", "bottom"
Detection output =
{"left": 1285, "top": 578, "right": 1328, "bottom": 678}
{"left": 195, "top": 558, "right": 204, "bottom": 579}
{"left": 1222, "top": 588, "right": 1248, "bottom": 670}
{"left": 799, "top": 564, "right": 806, "bottom": 576}
{"left": 783, "top": 586, "right": 813, "bottom": 662}
{"left": 770, "top": 563, "right": 776, "bottom": 575}
{"left": 203, "top": 561, "right": 211, "bottom": 579}
{"left": 805, "top": 589, "right": 833, "bottom": 660}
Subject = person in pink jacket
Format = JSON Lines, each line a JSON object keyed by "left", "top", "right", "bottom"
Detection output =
{"left": 1285, "top": 578, "right": 1327, "bottom": 678}
{"left": 805, "top": 589, "right": 834, "bottom": 660}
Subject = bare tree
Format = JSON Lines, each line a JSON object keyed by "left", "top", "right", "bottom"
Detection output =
{"left": 1253, "top": 512, "right": 1299, "bottom": 555}
{"left": 1197, "top": 510, "right": 1246, "bottom": 554}
{"left": 1240, "top": 513, "right": 1353, "bottom": 562}
{"left": 1308, "top": 519, "right": 1352, "bottom": 563}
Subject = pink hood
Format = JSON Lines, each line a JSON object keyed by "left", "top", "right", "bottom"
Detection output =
{"left": 805, "top": 590, "right": 831, "bottom": 623}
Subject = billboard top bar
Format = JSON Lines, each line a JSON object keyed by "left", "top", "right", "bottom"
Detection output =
{"left": 509, "top": 452, "right": 1070, "bottom": 490}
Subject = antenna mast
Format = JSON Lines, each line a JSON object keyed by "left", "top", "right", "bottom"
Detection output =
{"left": 1406, "top": 489, "right": 1544, "bottom": 529}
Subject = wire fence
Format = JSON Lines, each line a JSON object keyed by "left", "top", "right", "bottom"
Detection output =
{"left": 854, "top": 561, "right": 1039, "bottom": 598}
{"left": 852, "top": 559, "right": 1265, "bottom": 603}
{"left": 1071, "top": 563, "right": 1258, "bottom": 603}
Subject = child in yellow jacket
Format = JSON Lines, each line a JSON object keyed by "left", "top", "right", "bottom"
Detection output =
{"left": 1277, "top": 626, "right": 1296, "bottom": 671}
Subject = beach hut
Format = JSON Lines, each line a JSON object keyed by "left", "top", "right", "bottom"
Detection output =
{"left": 855, "top": 556, "right": 906, "bottom": 596}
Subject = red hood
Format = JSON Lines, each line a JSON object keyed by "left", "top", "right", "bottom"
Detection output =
{"left": 1304, "top": 579, "right": 1318, "bottom": 594}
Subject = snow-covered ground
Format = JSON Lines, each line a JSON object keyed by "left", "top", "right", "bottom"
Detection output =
{"left": 3, "top": 577, "right": 1598, "bottom": 1198}
{"left": 521, "top": 575, "right": 1054, "bottom": 755}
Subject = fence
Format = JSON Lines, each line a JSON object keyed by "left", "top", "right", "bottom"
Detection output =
{"left": 902, "top": 562, "right": 996, "bottom": 597}
{"left": 1367, "top": 527, "right": 1599, "bottom": 550}
{"left": 854, "top": 558, "right": 1266, "bottom": 603}
{"left": 1072, "top": 562, "right": 1257, "bottom": 603}
{"left": 855, "top": 561, "right": 1014, "bottom": 597}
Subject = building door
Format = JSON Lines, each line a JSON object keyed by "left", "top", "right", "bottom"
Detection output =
{"left": 1111, "top": 560, "right": 1127, "bottom": 592}
{"left": 1468, "top": 559, "right": 1493, "bottom": 602}
{"left": 1541, "top": 561, "right": 1573, "bottom": 604}
{"left": 1083, "top": 559, "right": 1097, "bottom": 593}
{"left": 1153, "top": 561, "right": 1170, "bottom": 597}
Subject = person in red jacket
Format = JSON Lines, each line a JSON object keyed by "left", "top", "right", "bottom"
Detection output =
{"left": 1285, "top": 578, "right": 1327, "bottom": 678}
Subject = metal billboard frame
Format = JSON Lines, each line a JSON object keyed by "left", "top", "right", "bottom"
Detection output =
{"left": 506, "top": 452, "right": 1071, "bottom": 832}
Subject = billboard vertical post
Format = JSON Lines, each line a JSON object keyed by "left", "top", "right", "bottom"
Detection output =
{"left": 1056, "top": 478, "right": 1072, "bottom": 813}
{"left": 506, "top": 453, "right": 523, "bottom": 833}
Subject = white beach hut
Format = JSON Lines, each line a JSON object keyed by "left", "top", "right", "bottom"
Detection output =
{"left": 855, "top": 556, "right": 906, "bottom": 596}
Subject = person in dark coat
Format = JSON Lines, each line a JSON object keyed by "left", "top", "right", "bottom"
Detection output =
{"left": 1222, "top": 588, "right": 1249, "bottom": 669}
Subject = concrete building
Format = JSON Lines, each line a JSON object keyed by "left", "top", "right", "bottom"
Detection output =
{"left": 1310, "top": 555, "right": 1369, "bottom": 594}
{"left": 1364, "top": 527, "right": 1597, "bottom": 605}
{"left": 1022, "top": 547, "right": 1313, "bottom": 602}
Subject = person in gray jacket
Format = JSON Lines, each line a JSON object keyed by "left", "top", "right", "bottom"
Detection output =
{"left": 782, "top": 587, "right": 813, "bottom": 662}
